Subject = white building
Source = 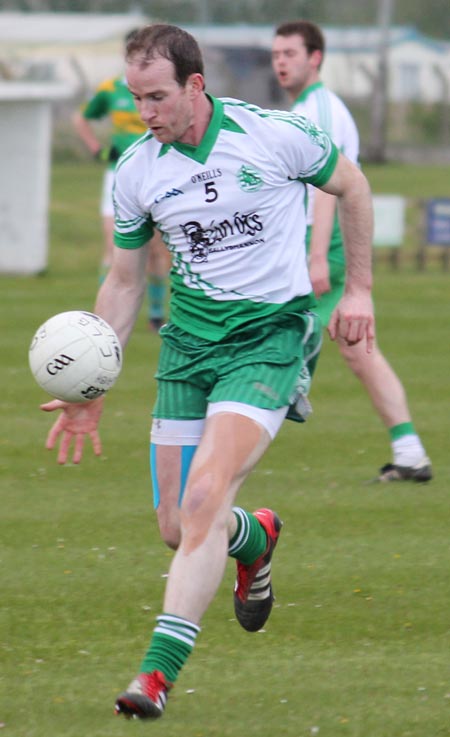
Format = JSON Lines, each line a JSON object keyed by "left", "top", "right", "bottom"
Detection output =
{"left": 0, "top": 13, "right": 449, "bottom": 107}
{"left": 321, "top": 25, "right": 450, "bottom": 105}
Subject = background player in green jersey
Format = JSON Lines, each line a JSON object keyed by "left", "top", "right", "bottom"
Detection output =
{"left": 73, "top": 29, "right": 170, "bottom": 331}
{"left": 40, "top": 24, "right": 375, "bottom": 720}
{"left": 272, "top": 20, "right": 431, "bottom": 482}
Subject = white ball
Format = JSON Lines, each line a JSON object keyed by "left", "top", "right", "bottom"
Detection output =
{"left": 29, "top": 311, "right": 122, "bottom": 402}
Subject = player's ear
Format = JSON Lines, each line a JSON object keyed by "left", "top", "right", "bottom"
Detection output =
{"left": 188, "top": 73, "right": 205, "bottom": 95}
{"left": 310, "top": 49, "right": 323, "bottom": 70}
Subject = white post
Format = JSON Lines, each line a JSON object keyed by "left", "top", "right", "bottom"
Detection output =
{"left": 0, "top": 82, "right": 71, "bottom": 274}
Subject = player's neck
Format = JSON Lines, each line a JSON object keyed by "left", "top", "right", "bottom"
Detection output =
{"left": 288, "top": 71, "right": 321, "bottom": 103}
{"left": 179, "top": 93, "right": 213, "bottom": 147}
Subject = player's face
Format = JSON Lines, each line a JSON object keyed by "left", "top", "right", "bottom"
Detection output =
{"left": 127, "top": 56, "right": 202, "bottom": 144}
{"left": 271, "top": 34, "right": 319, "bottom": 98}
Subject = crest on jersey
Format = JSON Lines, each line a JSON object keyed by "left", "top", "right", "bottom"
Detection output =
{"left": 302, "top": 118, "right": 329, "bottom": 148}
{"left": 237, "top": 165, "right": 263, "bottom": 192}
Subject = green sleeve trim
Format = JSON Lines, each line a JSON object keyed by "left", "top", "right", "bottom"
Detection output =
{"left": 114, "top": 222, "right": 154, "bottom": 249}
{"left": 306, "top": 142, "right": 339, "bottom": 187}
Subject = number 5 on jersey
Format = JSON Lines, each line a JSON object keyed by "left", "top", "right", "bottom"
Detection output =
{"left": 205, "top": 182, "right": 218, "bottom": 203}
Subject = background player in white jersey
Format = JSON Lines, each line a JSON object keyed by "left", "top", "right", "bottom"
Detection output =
{"left": 39, "top": 24, "right": 375, "bottom": 720}
{"left": 272, "top": 20, "right": 431, "bottom": 482}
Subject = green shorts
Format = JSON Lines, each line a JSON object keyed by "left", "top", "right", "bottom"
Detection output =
{"left": 153, "top": 310, "right": 322, "bottom": 421}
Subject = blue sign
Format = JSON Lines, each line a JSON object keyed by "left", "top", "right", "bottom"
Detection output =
{"left": 426, "top": 199, "right": 450, "bottom": 246}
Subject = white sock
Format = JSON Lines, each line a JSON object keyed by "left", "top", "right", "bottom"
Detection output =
{"left": 392, "top": 434, "right": 426, "bottom": 467}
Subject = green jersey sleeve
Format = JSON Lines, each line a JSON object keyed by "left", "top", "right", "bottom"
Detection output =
{"left": 82, "top": 81, "right": 113, "bottom": 120}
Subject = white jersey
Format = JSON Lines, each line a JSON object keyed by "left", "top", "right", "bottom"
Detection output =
{"left": 113, "top": 95, "right": 338, "bottom": 340}
{"left": 292, "top": 82, "right": 359, "bottom": 227}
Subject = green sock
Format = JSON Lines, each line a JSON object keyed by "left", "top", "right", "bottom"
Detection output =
{"left": 147, "top": 276, "right": 166, "bottom": 320}
{"left": 140, "top": 614, "right": 200, "bottom": 684}
{"left": 228, "top": 507, "right": 267, "bottom": 565}
{"left": 389, "top": 422, "right": 416, "bottom": 441}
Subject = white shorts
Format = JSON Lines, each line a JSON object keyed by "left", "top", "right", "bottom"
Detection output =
{"left": 100, "top": 169, "right": 115, "bottom": 217}
{"left": 150, "top": 401, "right": 288, "bottom": 445}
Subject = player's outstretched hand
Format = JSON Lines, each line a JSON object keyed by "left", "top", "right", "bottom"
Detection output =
{"left": 40, "top": 397, "right": 104, "bottom": 465}
{"left": 328, "top": 290, "right": 375, "bottom": 353}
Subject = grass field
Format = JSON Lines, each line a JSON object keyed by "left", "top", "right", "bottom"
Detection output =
{"left": 1, "top": 161, "right": 449, "bottom": 737}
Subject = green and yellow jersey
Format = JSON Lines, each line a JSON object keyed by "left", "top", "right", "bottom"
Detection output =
{"left": 82, "top": 76, "right": 147, "bottom": 166}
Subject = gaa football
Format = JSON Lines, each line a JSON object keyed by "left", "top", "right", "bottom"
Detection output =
{"left": 29, "top": 310, "right": 122, "bottom": 402}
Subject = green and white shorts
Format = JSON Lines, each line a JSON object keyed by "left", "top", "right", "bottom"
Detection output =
{"left": 151, "top": 309, "right": 322, "bottom": 442}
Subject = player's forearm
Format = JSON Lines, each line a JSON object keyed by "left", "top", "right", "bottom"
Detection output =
{"left": 337, "top": 170, "right": 373, "bottom": 293}
{"left": 73, "top": 112, "right": 102, "bottom": 155}
{"left": 94, "top": 267, "right": 146, "bottom": 350}
{"left": 309, "top": 189, "right": 336, "bottom": 260}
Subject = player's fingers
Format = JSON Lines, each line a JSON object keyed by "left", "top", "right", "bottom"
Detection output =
{"left": 57, "top": 431, "right": 73, "bottom": 465}
{"left": 72, "top": 434, "right": 85, "bottom": 465}
{"left": 40, "top": 399, "right": 67, "bottom": 413}
{"left": 327, "top": 311, "right": 338, "bottom": 340}
{"left": 345, "top": 319, "right": 363, "bottom": 344}
{"left": 89, "top": 430, "right": 102, "bottom": 457}
{"left": 45, "top": 416, "right": 64, "bottom": 450}
{"left": 345, "top": 317, "right": 374, "bottom": 348}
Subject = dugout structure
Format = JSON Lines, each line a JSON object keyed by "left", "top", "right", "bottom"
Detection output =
{"left": 0, "top": 82, "right": 71, "bottom": 275}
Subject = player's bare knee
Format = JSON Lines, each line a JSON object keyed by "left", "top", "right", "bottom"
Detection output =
{"left": 182, "top": 472, "right": 214, "bottom": 517}
{"left": 339, "top": 340, "right": 366, "bottom": 376}
{"left": 180, "top": 474, "right": 228, "bottom": 550}
{"left": 156, "top": 510, "right": 181, "bottom": 550}
{"left": 160, "top": 525, "right": 181, "bottom": 550}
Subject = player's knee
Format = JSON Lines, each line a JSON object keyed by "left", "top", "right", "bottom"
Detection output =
{"left": 161, "top": 526, "right": 181, "bottom": 550}
{"left": 339, "top": 340, "right": 366, "bottom": 376}
{"left": 180, "top": 474, "right": 226, "bottom": 540}
{"left": 182, "top": 475, "right": 211, "bottom": 517}
{"left": 156, "top": 510, "right": 181, "bottom": 550}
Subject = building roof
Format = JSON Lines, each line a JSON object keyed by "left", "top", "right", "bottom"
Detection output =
{"left": 186, "top": 23, "right": 448, "bottom": 54}
{"left": 0, "top": 12, "right": 447, "bottom": 55}
{"left": 0, "top": 12, "right": 148, "bottom": 44}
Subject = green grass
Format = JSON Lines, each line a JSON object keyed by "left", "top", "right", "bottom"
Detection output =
{"left": 1, "top": 161, "right": 449, "bottom": 737}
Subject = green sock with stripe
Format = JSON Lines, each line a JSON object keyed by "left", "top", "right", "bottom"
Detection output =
{"left": 140, "top": 614, "right": 200, "bottom": 683}
{"left": 388, "top": 422, "right": 416, "bottom": 441}
{"left": 389, "top": 422, "right": 426, "bottom": 466}
{"left": 228, "top": 507, "right": 267, "bottom": 565}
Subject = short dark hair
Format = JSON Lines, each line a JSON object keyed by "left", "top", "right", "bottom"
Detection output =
{"left": 125, "top": 27, "right": 140, "bottom": 45}
{"left": 125, "top": 24, "right": 204, "bottom": 87}
{"left": 275, "top": 20, "right": 325, "bottom": 57}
